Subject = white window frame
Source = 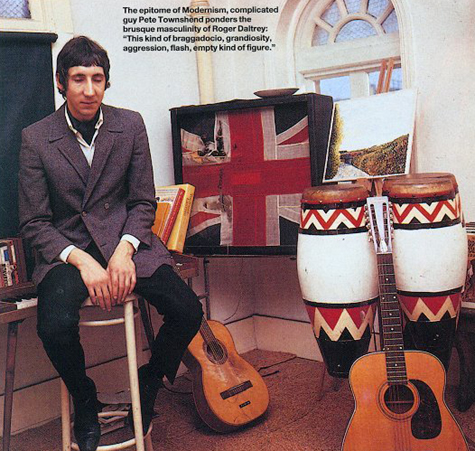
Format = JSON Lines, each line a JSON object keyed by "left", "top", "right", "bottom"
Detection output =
{"left": 0, "top": 0, "right": 56, "bottom": 32}
{"left": 294, "top": 0, "right": 401, "bottom": 97}
{"left": 268, "top": 0, "right": 413, "bottom": 99}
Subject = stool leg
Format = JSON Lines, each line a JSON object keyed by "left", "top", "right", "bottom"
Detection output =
{"left": 124, "top": 300, "right": 146, "bottom": 451}
{"left": 60, "top": 380, "right": 72, "bottom": 451}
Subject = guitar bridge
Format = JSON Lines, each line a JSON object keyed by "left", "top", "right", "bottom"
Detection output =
{"left": 220, "top": 380, "right": 253, "bottom": 400}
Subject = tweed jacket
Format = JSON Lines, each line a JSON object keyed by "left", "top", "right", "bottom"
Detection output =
{"left": 18, "top": 103, "right": 172, "bottom": 285}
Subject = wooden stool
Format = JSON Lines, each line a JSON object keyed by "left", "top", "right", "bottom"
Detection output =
{"left": 60, "top": 294, "right": 154, "bottom": 451}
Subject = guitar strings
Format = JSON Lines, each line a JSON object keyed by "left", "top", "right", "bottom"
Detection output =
{"left": 200, "top": 317, "right": 226, "bottom": 361}
{"left": 374, "top": 202, "right": 412, "bottom": 450}
{"left": 379, "top": 251, "right": 412, "bottom": 450}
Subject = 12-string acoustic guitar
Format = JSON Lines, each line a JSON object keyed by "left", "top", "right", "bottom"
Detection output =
{"left": 342, "top": 196, "right": 468, "bottom": 451}
{"left": 182, "top": 317, "right": 269, "bottom": 433}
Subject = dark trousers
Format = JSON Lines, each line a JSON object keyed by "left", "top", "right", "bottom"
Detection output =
{"left": 36, "top": 244, "right": 203, "bottom": 400}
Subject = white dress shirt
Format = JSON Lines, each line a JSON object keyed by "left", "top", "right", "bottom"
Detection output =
{"left": 59, "top": 108, "right": 140, "bottom": 263}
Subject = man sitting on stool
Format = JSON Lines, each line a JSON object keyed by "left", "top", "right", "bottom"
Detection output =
{"left": 18, "top": 36, "right": 203, "bottom": 451}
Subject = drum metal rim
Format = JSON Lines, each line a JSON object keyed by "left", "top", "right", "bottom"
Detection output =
{"left": 303, "top": 297, "right": 379, "bottom": 309}
{"left": 397, "top": 287, "right": 463, "bottom": 298}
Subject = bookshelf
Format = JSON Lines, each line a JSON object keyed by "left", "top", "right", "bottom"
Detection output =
{"left": 0, "top": 281, "right": 35, "bottom": 300}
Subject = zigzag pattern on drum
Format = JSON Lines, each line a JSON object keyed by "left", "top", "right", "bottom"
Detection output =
{"left": 300, "top": 206, "right": 365, "bottom": 232}
{"left": 398, "top": 291, "right": 461, "bottom": 322}
{"left": 392, "top": 198, "right": 459, "bottom": 226}
{"left": 304, "top": 299, "right": 377, "bottom": 342}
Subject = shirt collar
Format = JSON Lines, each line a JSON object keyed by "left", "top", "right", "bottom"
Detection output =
{"left": 64, "top": 106, "right": 104, "bottom": 135}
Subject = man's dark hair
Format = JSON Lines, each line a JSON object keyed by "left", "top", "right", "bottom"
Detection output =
{"left": 56, "top": 36, "right": 110, "bottom": 97}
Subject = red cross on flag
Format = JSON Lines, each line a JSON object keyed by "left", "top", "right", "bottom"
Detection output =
{"left": 181, "top": 107, "right": 313, "bottom": 248}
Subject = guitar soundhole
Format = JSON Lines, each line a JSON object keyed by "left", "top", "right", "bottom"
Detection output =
{"left": 203, "top": 340, "right": 228, "bottom": 364}
{"left": 384, "top": 384, "right": 415, "bottom": 414}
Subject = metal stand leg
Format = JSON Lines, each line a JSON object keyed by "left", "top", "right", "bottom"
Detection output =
{"left": 2, "top": 321, "right": 19, "bottom": 451}
{"left": 203, "top": 258, "right": 211, "bottom": 320}
{"left": 145, "top": 432, "right": 154, "bottom": 451}
{"left": 138, "top": 297, "right": 154, "bottom": 351}
{"left": 315, "top": 366, "right": 326, "bottom": 401}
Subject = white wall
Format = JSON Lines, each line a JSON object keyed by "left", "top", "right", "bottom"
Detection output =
{"left": 406, "top": 0, "right": 475, "bottom": 216}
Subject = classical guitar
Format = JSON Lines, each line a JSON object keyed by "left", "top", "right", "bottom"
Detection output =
{"left": 182, "top": 317, "right": 269, "bottom": 433}
{"left": 342, "top": 196, "right": 468, "bottom": 451}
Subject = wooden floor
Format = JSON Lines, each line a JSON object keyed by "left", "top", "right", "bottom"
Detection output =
{"left": 6, "top": 349, "right": 475, "bottom": 451}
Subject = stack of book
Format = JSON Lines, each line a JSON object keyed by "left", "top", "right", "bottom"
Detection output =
{"left": 0, "top": 237, "right": 28, "bottom": 288}
{"left": 152, "top": 184, "right": 195, "bottom": 253}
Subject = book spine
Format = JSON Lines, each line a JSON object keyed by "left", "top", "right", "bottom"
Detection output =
{"left": 12, "top": 238, "right": 28, "bottom": 284}
{"left": 7, "top": 240, "right": 19, "bottom": 285}
{"left": 167, "top": 185, "right": 195, "bottom": 253}
{"left": 162, "top": 188, "right": 185, "bottom": 243}
{"left": 0, "top": 245, "right": 13, "bottom": 286}
{"left": 152, "top": 202, "right": 170, "bottom": 237}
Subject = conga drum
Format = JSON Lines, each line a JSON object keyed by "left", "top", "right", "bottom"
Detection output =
{"left": 383, "top": 172, "right": 463, "bottom": 222}
{"left": 297, "top": 184, "right": 378, "bottom": 378}
{"left": 383, "top": 174, "right": 468, "bottom": 369}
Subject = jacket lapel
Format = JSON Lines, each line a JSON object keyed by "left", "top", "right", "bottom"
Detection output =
{"left": 50, "top": 105, "right": 90, "bottom": 185}
{"left": 82, "top": 105, "right": 123, "bottom": 207}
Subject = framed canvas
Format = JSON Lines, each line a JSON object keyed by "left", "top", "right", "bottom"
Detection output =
{"left": 171, "top": 93, "right": 334, "bottom": 256}
{"left": 323, "top": 89, "right": 417, "bottom": 183}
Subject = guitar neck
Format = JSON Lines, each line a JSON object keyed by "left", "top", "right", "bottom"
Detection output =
{"left": 199, "top": 316, "right": 227, "bottom": 363}
{"left": 376, "top": 253, "right": 408, "bottom": 384}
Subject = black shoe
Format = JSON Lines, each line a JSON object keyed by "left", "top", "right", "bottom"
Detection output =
{"left": 127, "top": 364, "right": 163, "bottom": 435}
{"left": 73, "top": 383, "right": 101, "bottom": 451}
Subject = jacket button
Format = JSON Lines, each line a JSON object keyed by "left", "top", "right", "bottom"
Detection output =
{"left": 82, "top": 211, "right": 87, "bottom": 217}
{"left": 104, "top": 203, "right": 110, "bottom": 210}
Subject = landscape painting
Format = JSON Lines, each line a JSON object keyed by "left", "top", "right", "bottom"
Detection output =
{"left": 323, "top": 89, "right": 416, "bottom": 182}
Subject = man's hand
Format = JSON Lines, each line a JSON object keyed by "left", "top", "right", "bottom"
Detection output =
{"left": 67, "top": 248, "right": 114, "bottom": 311}
{"left": 107, "top": 241, "right": 136, "bottom": 304}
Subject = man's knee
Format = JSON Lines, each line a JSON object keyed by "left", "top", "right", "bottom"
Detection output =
{"left": 37, "top": 265, "right": 85, "bottom": 344}
{"left": 170, "top": 289, "right": 203, "bottom": 340}
{"left": 37, "top": 308, "right": 80, "bottom": 344}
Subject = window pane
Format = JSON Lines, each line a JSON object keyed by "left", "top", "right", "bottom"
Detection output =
{"left": 368, "top": 67, "right": 403, "bottom": 94}
{"left": 322, "top": 1, "right": 340, "bottom": 26}
{"left": 382, "top": 9, "right": 399, "bottom": 33}
{"left": 336, "top": 20, "right": 377, "bottom": 42}
{"left": 0, "top": 0, "right": 31, "bottom": 18}
{"left": 367, "top": 0, "right": 390, "bottom": 18}
{"left": 345, "top": 0, "right": 361, "bottom": 14}
{"left": 320, "top": 76, "right": 351, "bottom": 101}
{"left": 312, "top": 25, "right": 329, "bottom": 46}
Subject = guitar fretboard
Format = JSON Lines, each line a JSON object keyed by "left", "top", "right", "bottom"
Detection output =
{"left": 377, "top": 253, "right": 408, "bottom": 384}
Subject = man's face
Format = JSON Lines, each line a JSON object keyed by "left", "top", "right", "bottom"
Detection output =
{"left": 57, "top": 66, "right": 106, "bottom": 122}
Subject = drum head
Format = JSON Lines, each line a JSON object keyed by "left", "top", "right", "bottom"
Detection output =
{"left": 302, "top": 183, "right": 368, "bottom": 204}
{"left": 383, "top": 172, "right": 458, "bottom": 191}
{"left": 383, "top": 174, "right": 456, "bottom": 198}
{"left": 383, "top": 176, "right": 454, "bottom": 199}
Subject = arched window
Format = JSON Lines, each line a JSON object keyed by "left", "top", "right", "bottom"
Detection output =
{"left": 293, "top": 0, "right": 402, "bottom": 100}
